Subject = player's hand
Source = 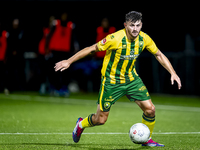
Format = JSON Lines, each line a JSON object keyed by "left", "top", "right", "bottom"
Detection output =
{"left": 171, "top": 74, "right": 182, "bottom": 90}
{"left": 54, "top": 60, "right": 71, "bottom": 72}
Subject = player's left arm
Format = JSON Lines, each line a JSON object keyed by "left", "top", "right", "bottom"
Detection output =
{"left": 154, "top": 49, "right": 182, "bottom": 90}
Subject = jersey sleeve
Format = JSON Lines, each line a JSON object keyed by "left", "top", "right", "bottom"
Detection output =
{"left": 144, "top": 34, "right": 158, "bottom": 54}
{"left": 97, "top": 34, "right": 116, "bottom": 51}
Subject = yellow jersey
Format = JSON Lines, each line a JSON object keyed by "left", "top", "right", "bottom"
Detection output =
{"left": 97, "top": 29, "right": 158, "bottom": 84}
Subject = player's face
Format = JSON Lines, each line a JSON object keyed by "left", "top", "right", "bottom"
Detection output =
{"left": 124, "top": 20, "right": 142, "bottom": 40}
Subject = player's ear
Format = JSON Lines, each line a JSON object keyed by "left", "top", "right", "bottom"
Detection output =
{"left": 124, "top": 22, "right": 127, "bottom": 28}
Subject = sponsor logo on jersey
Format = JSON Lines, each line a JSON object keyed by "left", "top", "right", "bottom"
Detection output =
{"left": 139, "top": 86, "right": 147, "bottom": 91}
{"left": 110, "top": 35, "right": 114, "bottom": 39}
{"left": 101, "top": 38, "right": 107, "bottom": 45}
{"left": 104, "top": 96, "right": 114, "bottom": 102}
{"left": 120, "top": 54, "right": 139, "bottom": 60}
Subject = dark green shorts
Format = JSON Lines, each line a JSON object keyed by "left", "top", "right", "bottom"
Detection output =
{"left": 97, "top": 76, "right": 151, "bottom": 112}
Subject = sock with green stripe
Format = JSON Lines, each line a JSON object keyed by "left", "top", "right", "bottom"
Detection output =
{"left": 142, "top": 113, "right": 155, "bottom": 138}
{"left": 79, "top": 114, "right": 95, "bottom": 129}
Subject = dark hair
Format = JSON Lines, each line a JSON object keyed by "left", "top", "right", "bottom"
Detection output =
{"left": 125, "top": 11, "right": 142, "bottom": 22}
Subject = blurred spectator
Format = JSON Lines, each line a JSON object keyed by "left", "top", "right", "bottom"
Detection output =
{"left": 92, "top": 18, "right": 116, "bottom": 91}
{"left": 95, "top": 17, "right": 116, "bottom": 58}
{"left": 39, "top": 16, "right": 55, "bottom": 56}
{"left": 38, "top": 16, "right": 55, "bottom": 95}
{"left": 0, "top": 22, "right": 8, "bottom": 94}
{"left": 5, "top": 18, "right": 25, "bottom": 92}
{"left": 45, "top": 12, "right": 79, "bottom": 96}
{"left": 72, "top": 18, "right": 116, "bottom": 92}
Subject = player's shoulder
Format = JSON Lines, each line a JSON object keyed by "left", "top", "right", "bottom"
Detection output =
{"left": 139, "top": 31, "right": 151, "bottom": 39}
{"left": 139, "top": 31, "right": 154, "bottom": 43}
{"left": 112, "top": 29, "right": 126, "bottom": 38}
{"left": 106, "top": 29, "right": 126, "bottom": 42}
{"left": 97, "top": 29, "right": 125, "bottom": 51}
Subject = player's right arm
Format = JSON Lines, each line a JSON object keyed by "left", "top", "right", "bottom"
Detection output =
{"left": 54, "top": 44, "right": 99, "bottom": 72}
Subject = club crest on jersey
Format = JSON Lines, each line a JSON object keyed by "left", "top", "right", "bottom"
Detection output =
{"left": 139, "top": 41, "right": 144, "bottom": 48}
{"left": 101, "top": 38, "right": 107, "bottom": 45}
{"left": 104, "top": 102, "right": 111, "bottom": 110}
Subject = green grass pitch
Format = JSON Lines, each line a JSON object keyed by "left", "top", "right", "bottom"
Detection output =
{"left": 0, "top": 92, "right": 200, "bottom": 149}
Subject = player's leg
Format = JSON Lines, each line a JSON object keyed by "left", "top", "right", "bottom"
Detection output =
{"left": 135, "top": 99, "right": 155, "bottom": 137}
{"left": 135, "top": 99, "right": 164, "bottom": 147}
{"left": 126, "top": 77, "right": 155, "bottom": 137}
{"left": 80, "top": 104, "right": 109, "bottom": 128}
{"left": 92, "top": 104, "right": 110, "bottom": 125}
{"left": 72, "top": 104, "right": 109, "bottom": 143}
{"left": 73, "top": 77, "right": 125, "bottom": 143}
{"left": 126, "top": 77, "right": 164, "bottom": 147}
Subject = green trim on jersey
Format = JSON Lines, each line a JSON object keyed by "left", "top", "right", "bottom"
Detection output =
{"left": 115, "top": 36, "right": 127, "bottom": 84}
{"left": 97, "top": 29, "right": 158, "bottom": 84}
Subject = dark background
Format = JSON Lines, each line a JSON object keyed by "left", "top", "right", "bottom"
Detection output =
{"left": 0, "top": 0, "right": 199, "bottom": 96}
{"left": 1, "top": 1, "right": 199, "bottom": 51}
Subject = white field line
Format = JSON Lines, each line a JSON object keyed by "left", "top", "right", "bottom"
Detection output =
{"left": 0, "top": 132, "right": 200, "bottom": 135}
{"left": 1, "top": 94, "right": 200, "bottom": 112}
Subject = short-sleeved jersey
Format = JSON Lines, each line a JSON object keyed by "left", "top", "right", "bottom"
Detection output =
{"left": 97, "top": 28, "right": 158, "bottom": 84}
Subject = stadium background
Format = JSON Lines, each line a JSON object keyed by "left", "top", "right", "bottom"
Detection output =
{"left": 0, "top": 1, "right": 200, "bottom": 149}
{"left": 0, "top": 1, "right": 199, "bottom": 96}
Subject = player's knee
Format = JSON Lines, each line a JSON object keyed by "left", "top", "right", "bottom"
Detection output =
{"left": 145, "top": 105, "right": 155, "bottom": 117}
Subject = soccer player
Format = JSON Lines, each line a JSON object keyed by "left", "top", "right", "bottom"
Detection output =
{"left": 54, "top": 11, "right": 182, "bottom": 147}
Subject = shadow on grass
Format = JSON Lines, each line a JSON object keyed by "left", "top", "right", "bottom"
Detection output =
{"left": 1, "top": 143, "right": 152, "bottom": 150}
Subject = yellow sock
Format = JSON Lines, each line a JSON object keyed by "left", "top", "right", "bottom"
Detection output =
{"left": 142, "top": 113, "right": 155, "bottom": 138}
{"left": 80, "top": 114, "right": 94, "bottom": 129}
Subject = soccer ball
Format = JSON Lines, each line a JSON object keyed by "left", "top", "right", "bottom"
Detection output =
{"left": 129, "top": 123, "right": 150, "bottom": 144}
